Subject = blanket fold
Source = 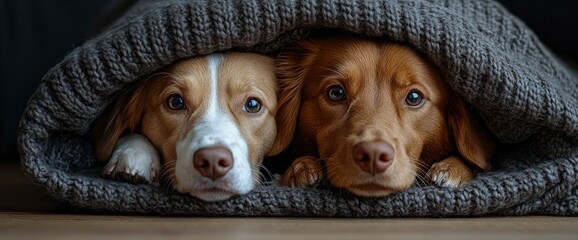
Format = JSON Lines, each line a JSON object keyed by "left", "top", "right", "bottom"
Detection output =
{"left": 18, "top": 0, "right": 578, "bottom": 216}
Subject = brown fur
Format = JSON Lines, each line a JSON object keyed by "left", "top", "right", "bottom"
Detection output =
{"left": 273, "top": 36, "right": 494, "bottom": 197}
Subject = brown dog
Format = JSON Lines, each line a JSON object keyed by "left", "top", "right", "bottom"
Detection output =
{"left": 270, "top": 36, "right": 494, "bottom": 197}
{"left": 92, "top": 52, "right": 279, "bottom": 201}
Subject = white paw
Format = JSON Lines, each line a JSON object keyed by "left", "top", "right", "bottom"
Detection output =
{"left": 429, "top": 170, "right": 460, "bottom": 188}
{"left": 103, "top": 134, "right": 161, "bottom": 184}
{"left": 426, "top": 159, "right": 474, "bottom": 188}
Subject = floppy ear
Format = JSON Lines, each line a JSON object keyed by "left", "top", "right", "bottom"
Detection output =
{"left": 268, "top": 40, "right": 319, "bottom": 156}
{"left": 91, "top": 86, "right": 145, "bottom": 162}
{"left": 448, "top": 97, "right": 494, "bottom": 171}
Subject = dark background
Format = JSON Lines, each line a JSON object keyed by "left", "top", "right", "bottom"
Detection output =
{"left": 1, "top": 0, "right": 577, "bottom": 162}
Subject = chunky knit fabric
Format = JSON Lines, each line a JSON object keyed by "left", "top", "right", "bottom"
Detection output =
{"left": 18, "top": 0, "right": 578, "bottom": 216}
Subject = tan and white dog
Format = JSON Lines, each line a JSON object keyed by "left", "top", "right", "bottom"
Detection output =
{"left": 92, "top": 52, "right": 279, "bottom": 201}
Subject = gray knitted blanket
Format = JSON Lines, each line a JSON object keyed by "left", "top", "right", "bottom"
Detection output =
{"left": 18, "top": 0, "right": 578, "bottom": 216}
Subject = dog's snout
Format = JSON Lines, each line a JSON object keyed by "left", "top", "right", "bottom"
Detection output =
{"left": 193, "top": 147, "right": 234, "bottom": 180}
{"left": 353, "top": 141, "right": 394, "bottom": 175}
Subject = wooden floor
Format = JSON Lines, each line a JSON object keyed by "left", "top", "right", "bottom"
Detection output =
{"left": 1, "top": 161, "right": 577, "bottom": 240}
{"left": 3, "top": 213, "right": 578, "bottom": 240}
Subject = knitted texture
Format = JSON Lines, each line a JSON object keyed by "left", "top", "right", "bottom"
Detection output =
{"left": 18, "top": 0, "right": 578, "bottom": 216}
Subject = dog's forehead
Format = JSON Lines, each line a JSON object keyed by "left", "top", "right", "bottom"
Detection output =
{"left": 216, "top": 53, "right": 278, "bottom": 108}
{"left": 143, "top": 57, "right": 211, "bottom": 99}
{"left": 324, "top": 42, "right": 415, "bottom": 76}
{"left": 170, "top": 56, "right": 211, "bottom": 80}
{"left": 152, "top": 53, "right": 276, "bottom": 94}
{"left": 218, "top": 53, "right": 276, "bottom": 92}
{"left": 146, "top": 57, "right": 212, "bottom": 96}
{"left": 380, "top": 45, "right": 432, "bottom": 85}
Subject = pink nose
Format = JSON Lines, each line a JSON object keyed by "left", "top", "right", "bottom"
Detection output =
{"left": 352, "top": 141, "right": 394, "bottom": 175}
{"left": 193, "top": 147, "right": 233, "bottom": 180}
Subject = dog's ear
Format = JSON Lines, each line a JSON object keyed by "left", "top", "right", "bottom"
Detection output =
{"left": 91, "top": 86, "right": 145, "bottom": 162}
{"left": 448, "top": 96, "right": 494, "bottom": 171}
{"left": 268, "top": 40, "right": 319, "bottom": 156}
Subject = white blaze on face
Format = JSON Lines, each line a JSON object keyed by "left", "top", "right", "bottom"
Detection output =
{"left": 174, "top": 53, "right": 252, "bottom": 201}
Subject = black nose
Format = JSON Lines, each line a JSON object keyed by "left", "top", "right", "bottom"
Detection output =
{"left": 193, "top": 147, "right": 233, "bottom": 180}
{"left": 352, "top": 141, "right": 394, "bottom": 175}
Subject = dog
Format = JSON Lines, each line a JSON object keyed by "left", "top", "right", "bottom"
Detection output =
{"left": 270, "top": 36, "right": 495, "bottom": 197}
{"left": 91, "top": 52, "right": 279, "bottom": 201}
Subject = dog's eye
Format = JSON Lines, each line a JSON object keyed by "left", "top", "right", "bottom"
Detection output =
{"left": 405, "top": 91, "right": 424, "bottom": 107}
{"left": 243, "top": 98, "right": 262, "bottom": 113}
{"left": 328, "top": 86, "right": 346, "bottom": 101}
{"left": 167, "top": 94, "right": 186, "bottom": 110}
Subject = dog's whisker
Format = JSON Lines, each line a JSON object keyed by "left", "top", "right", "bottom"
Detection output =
{"left": 412, "top": 171, "right": 428, "bottom": 187}
{"left": 259, "top": 165, "right": 274, "bottom": 180}
{"left": 413, "top": 160, "right": 428, "bottom": 169}
{"left": 159, "top": 161, "right": 177, "bottom": 189}
{"left": 255, "top": 167, "right": 268, "bottom": 186}
{"left": 254, "top": 174, "right": 265, "bottom": 187}
{"left": 398, "top": 166, "right": 427, "bottom": 187}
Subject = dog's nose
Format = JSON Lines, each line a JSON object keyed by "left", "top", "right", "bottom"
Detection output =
{"left": 353, "top": 141, "right": 394, "bottom": 175}
{"left": 193, "top": 147, "right": 234, "bottom": 180}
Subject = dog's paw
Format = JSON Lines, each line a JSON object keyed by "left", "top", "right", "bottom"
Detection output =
{"left": 281, "top": 156, "right": 323, "bottom": 188}
{"left": 103, "top": 134, "right": 161, "bottom": 184}
{"left": 426, "top": 156, "right": 474, "bottom": 188}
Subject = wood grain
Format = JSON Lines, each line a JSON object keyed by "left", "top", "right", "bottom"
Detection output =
{"left": 1, "top": 213, "right": 578, "bottom": 240}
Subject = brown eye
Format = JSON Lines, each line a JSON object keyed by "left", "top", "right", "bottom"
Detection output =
{"left": 327, "top": 86, "right": 346, "bottom": 101}
{"left": 243, "top": 98, "right": 262, "bottom": 113}
{"left": 167, "top": 94, "right": 186, "bottom": 110}
{"left": 405, "top": 91, "right": 424, "bottom": 107}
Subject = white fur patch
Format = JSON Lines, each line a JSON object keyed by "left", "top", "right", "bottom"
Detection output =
{"left": 104, "top": 134, "right": 161, "bottom": 183}
{"left": 174, "top": 53, "right": 252, "bottom": 201}
{"left": 430, "top": 171, "right": 460, "bottom": 188}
